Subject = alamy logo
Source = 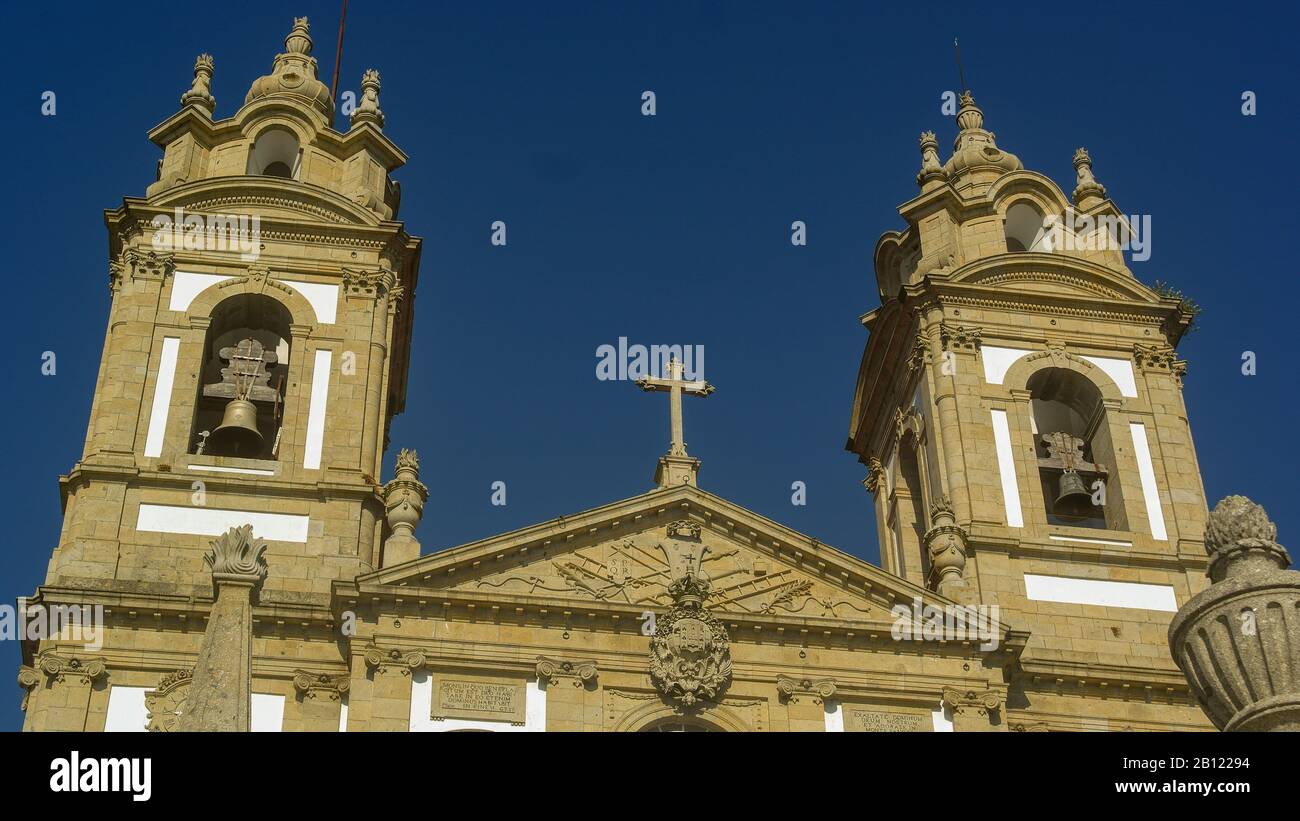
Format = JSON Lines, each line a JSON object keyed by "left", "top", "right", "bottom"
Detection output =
{"left": 595, "top": 338, "right": 704, "bottom": 381}
{"left": 1041, "top": 212, "right": 1152, "bottom": 262}
{"left": 50, "top": 752, "right": 151, "bottom": 802}
{"left": 150, "top": 207, "right": 261, "bottom": 261}
{"left": 891, "top": 596, "right": 1000, "bottom": 651}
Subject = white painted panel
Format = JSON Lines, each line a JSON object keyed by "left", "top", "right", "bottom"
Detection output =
{"left": 990, "top": 409, "right": 1023, "bottom": 527}
{"left": 251, "top": 693, "right": 285, "bottom": 732}
{"left": 932, "top": 702, "right": 953, "bottom": 732}
{"left": 1082, "top": 355, "right": 1138, "bottom": 397}
{"left": 169, "top": 272, "right": 232, "bottom": 312}
{"left": 282, "top": 280, "right": 339, "bottom": 324}
{"left": 136, "top": 503, "right": 309, "bottom": 542}
{"left": 1024, "top": 573, "right": 1177, "bottom": 612}
{"left": 187, "top": 464, "right": 276, "bottom": 476}
{"left": 303, "top": 349, "right": 332, "bottom": 470}
{"left": 339, "top": 696, "right": 349, "bottom": 732}
{"left": 104, "top": 686, "right": 150, "bottom": 732}
{"left": 981, "top": 346, "right": 1032, "bottom": 385}
{"left": 409, "top": 671, "right": 546, "bottom": 732}
{"left": 1129, "top": 422, "right": 1169, "bottom": 541}
{"left": 823, "top": 702, "right": 844, "bottom": 732}
{"left": 1048, "top": 535, "right": 1132, "bottom": 547}
{"left": 143, "top": 337, "right": 180, "bottom": 458}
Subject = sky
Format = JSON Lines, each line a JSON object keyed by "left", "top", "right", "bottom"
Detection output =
{"left": 1, "top": 1, "right": 1297, "bottom": 730}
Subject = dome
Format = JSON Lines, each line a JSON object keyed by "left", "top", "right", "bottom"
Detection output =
{"left": 942, "top": 92, "right": 1022, "bottom": 178}
{"left": 244, "top": 17, "right": 334, "bottom": 121}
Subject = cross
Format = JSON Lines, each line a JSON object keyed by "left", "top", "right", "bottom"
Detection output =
{"left": 636, "top": 357, "right": 714, "bottom": 457}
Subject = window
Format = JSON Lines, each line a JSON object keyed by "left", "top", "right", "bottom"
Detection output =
{"left": 247, "top": 127, "right": 301, "bottom": 179}
{"left": 1028, "top": 368, "right": 1127, "bottom": 530}
{"left": 190, "top": 294, "right": 292, "bottom": 460}
{"left": 889, "top": 432, "right": 929, "bottom": 584}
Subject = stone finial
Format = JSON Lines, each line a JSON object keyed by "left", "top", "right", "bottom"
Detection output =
{"left": 382, "top": 449, "right": 429, "bottom": 567}
{"left": 181, "top": 54, "right": 215, "bottom": 114}
{"left": 1071, "top": 147, "right": 1107, "bottom": 208}
{"left": 285, "top": 16, "right": 313, "bottom": 55}
{"left": 1203, "top": 494, "right": 1290, "bottom": 583}
{"left": 1169, "top": 496, "right": 1300, "bottom": 731}
{"left": 916, "top": 130, "right": 946, "bottom": 189}
{"left": 924, "top": 494, "right": 972, "bottom": 600}
{"left": 204, "top": 524, "right": 269, "bottom": 587}
{"left": 350, "top": 69, "right": 385, "bottom": 129}
{"left": 955, "top": 91, "right": 983, "bottom": 132}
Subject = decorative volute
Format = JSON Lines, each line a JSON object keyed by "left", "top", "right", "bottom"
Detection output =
{"left": 244, "top": 17, "right": 334, "bottom": 120}
{"left": 1169, "top": 496, "right": 1300, "bottom": 731}
{"left": 942, "top": 91, "right": 1022, "bottom": 185}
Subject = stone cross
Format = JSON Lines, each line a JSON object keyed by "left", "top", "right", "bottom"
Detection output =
{"left": 636, "top": 357, "right": 714, "bottom": 457}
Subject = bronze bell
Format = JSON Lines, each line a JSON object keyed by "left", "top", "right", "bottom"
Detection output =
{"left": 1053, "top": 470, "right": 1094, "bottom": 518}
{"left": 207, "top": 399, "right": 263, "bottom": 456}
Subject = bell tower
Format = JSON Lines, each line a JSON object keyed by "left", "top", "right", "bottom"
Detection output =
{"left": 848, "top": 90, "right": 1211, "bottom": 727}
{"left": 48, "top": 16, "right": 422, "bottom": 604}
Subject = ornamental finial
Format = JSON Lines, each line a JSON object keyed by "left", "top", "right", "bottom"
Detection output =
{"left": 181, "top": 54, "right": 216, "bottom": 114}
{"left": 1072, "top": 147, "right": 1107, "bottom": 207}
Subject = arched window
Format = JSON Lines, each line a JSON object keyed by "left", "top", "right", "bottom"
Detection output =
{"left": 639, "top": 718, "right": 722, "bottom": 732}
{"left": 247, "top": 127, "right": 301, "bottom": 179}
{"left": 1004, "top": 202, "right": 1054, "bottom": 253}
{"left": 1028, "top": 368, "right": 1127, "bottom": 530}
{"left": 191, "top": 294, "right": 292, "bottom": 460}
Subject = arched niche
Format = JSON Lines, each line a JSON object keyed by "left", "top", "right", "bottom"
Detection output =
{"left": 246, "top": 126, "right": 302, "bottom": 179}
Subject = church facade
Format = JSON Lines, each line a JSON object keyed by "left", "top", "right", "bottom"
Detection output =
{"left": 17, "top": 18, "right": 1214, "bottom": 732}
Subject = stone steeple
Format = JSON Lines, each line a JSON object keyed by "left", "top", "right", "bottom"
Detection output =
{"left": 244, "top": 16, "right": 334, "bottom": 120}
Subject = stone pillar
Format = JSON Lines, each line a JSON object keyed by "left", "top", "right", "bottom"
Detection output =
{"left": 292, "top": 671, "right": 350, "bottom": 732}
{"left": 536, "top": 657, "right": 597, "bottom": 731}
{"left": 20, "top": 652, "right": 106, "bottom": 732}
{"left": 777, "top": 677, "right": 838, "bottom": 732}
{"left": 942, "top": 686, "right": 1005, "bottom": 732}
{"left": 178, "top": 524, "right": 268, "bottom": 732}
{"left": 1169, "top": 496, "right": 1300, "bottom": 731}
{"left": 362, "top": 645, "right": 425, "bottom": 731}
{"left": 381, "top": 449, "right": 428, "bottom": 567}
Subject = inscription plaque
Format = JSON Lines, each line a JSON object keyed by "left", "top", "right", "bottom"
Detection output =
{"left": 847, "top": 709, "right": 930, "bottom": 733}
{"left": 430, "top": 674, "right": 527, "bottom": 724}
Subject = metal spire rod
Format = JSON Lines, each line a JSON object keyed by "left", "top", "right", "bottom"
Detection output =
{"left": 331, "top": 0, "right": 349, "bottom": 107}
{"left": 954, "top": 38, "right": 967, "bottom": 93}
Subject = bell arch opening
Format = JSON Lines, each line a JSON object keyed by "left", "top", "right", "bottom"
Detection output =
{"left": 247, "top": 127, "right": 301, "bottom": 179}
{"left": 190, "top": 293, "right": 292, "bottom": 460}
{"left": 1027, "top": 367, "right": 1127, "bottom": 530}
{"left": 1004, "top": 202, "right": 1054, "bottom": 253}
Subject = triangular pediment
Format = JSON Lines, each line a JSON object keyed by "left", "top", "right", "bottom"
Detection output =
{"left": 360, "top": 485, "right": 964, "bottom": 627}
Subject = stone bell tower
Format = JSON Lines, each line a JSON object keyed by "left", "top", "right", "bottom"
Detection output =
{"left": 847, "top": 90, "right": 1213, "bottom": 727}
{"left": 20, "top": 17, "right": 422, "bottom": 730}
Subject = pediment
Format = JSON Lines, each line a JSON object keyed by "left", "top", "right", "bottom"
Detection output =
{"left": 949, "top": 255, "right": 1157, "bottom": 303}
{"left": 362, "top": 485, "right": 957, "bottom": 625}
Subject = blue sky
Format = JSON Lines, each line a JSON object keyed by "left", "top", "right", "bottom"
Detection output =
{"left": 1, "top": 2, "right": 1296, "bottom": 729}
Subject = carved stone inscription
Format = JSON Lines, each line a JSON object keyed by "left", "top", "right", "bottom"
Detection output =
{"left": 431, "top": 674, "right": 526, "bottom": 724}
{"left": 847, "top": 709, "right": 930, "bottom": 733}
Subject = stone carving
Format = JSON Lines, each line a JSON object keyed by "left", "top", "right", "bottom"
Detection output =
{"left": 1025, "top": 342, "right": 1092, "bottom": 370}
{"left": 1169, "top": 496, "right": 1300, "bottom": 731}
{"left": 939, "top": 322, "right": 981, "bottom": 351}
{"left": 536, "top": 656, "right": 598, "bottom": 688}
{"left": 181, "top": 53, "right": 216, "bottom": 113}
{"left": 350, "top": 69, "right": 385, "bottom": 128}
{"left": 204, "top": 524, "right": 270, "bottom": 583}
{"left": 1134, "top": 342, "right": 1187, "bottom": 381}
{"left": 649, "top": 572, "right": 732, "bottom": 707}
{"left": 863, "top": 457, "right": 886, "bottom": 494}
{"left": 16, "top": 666, "right": 38, "bottom": 711}
{"left": 34, "top": 651, "right": 107, "bottom": 685}
{"left": 924, "top": 494, "right": 971, "bottom": 599}
{"left": 666, "top": 519, "right": 701, "bottom": 540}
{"left": 342, "top": 266, "right": 395, "bottom": 299}
{"left": 292, "top": 670, "right": 350, "bottom": 701}
{"left": 145, "top": 669, "right": 193, "bottom": 732}
{"left": 363, "top": 645, "right": 427, "bottom": 676}
{"left": 775, "top": 676, "right": 837, "bottom": 705}
{"left": 942, "top": 687, "right": 1002, "bottom": 717}
{"left": 382, "top": 448, "right": 428, "bottom": 566}
{"left": 916, "top": 131, "right": 946, "bottom": 188}
{"left": 906, "top": 337, "right": 932, "bottom": 372}
{"left": 1071, "top": 147, "right": 1107, "bottom": 207}
{"left": 124, "top": 249, "right": 175, "bottom": 282}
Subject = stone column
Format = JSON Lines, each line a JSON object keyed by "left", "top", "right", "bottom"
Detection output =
{"left": 536, "top": 657, "right": 597, "bottom": 731}
{"left": 20, "top": 652, "right": 107, "bottom": 732}
{"left": 1169, "top": 496, "right": 1300, "bottom": 731}
{"left": 178, "top": 524, "right": 268, "bottom": 732}
{"left": 362, "top": 645, "right": 425, "bottom": 731}
{"left": 292, "top": 671, "right": 350, "bottom": 732}
{"left": 942, "top": 686, "right": 1005, "bottom": 732}
{"left": 777, "top": 677, "right": 838, "bottom": 732}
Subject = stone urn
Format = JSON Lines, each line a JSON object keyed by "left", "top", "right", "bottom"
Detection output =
{"left": 1168, "top": 496, "right": 1300, "bottom": 731}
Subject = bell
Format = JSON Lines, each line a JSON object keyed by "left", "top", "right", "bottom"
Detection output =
{"left": 1053, "top": 470, "right": 1094, "bottom": 519}
{"left": 207, "top": 399, "right": 263, "bottom": 456}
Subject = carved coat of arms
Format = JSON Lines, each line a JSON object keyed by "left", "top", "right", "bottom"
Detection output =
{"left": 649, "top": 574, "right": 732, "bottom": 706}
